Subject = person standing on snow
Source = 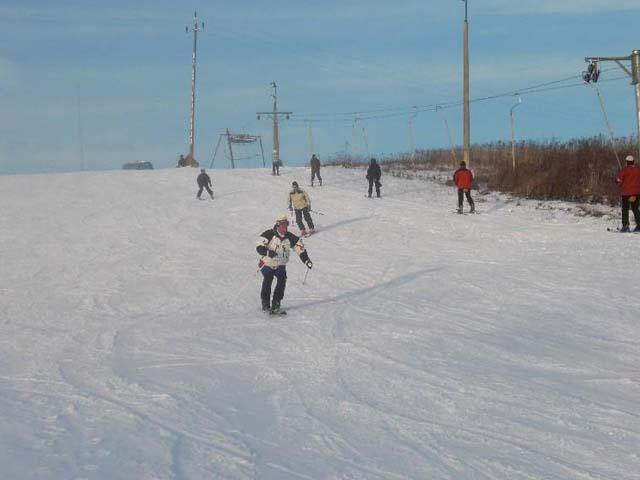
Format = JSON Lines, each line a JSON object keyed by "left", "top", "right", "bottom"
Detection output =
{"left": 366, "top": 158, "right": 382, "bottom": 198}
{"left": 288, "top": 181, "right": 315, "bottom": 236}
{"left": 615, "top": 155, "right": 640, "bottom": 232}
{"left": 256, "top": 215, "right": 313, "bottom": 314}
{"left": 196, "top": 168, "right": 214, "bottom": 200}
{"left": 310, "top": 154, "right": 322, "bottom": 187}
{"left": 453, "top": 161, "right": 475, "bottom": 213}
{"left": 272, "top": 158, "right": 281, "bottom": 176}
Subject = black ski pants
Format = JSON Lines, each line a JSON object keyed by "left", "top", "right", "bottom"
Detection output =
{"left": 311, "top": 169, "right": 322, "bottom": 185}
{"left": 295, "top": 207, "right": 314, "bottom": 231}
{"left": 621, "top": 195, "right": 640, "bottom": 227}
{"left": 197, "top": 184, "right": 213, "bottom": 198}
{"left": 457, "top": 189, "right": 474, "bottom": 209}
{"left": 368, "top": 177, "right": 381, "bottom": 197}
{"left": 260, "top": 265, "right": 287, "bottom": 308}
{"left": 272, "top": 162, "right": 280, "bottom": 175}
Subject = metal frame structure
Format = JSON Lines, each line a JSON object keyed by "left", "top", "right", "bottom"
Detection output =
{"left": 210, "top": 130, "right": 265, "bottom": 169}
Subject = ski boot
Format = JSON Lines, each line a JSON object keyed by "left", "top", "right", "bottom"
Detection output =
{"left": 620, "top": 225, "right": 631, "bottom": 233}
{"left": 457, "top": 207, "right": 463, "bottom": 214}
{"left": 634, "top": 225, "right": 640, "bottom": 232}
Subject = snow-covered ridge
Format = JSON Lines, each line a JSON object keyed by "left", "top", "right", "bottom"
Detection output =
{"left": 0, "top": 166, "right": 638, "bottom": 479}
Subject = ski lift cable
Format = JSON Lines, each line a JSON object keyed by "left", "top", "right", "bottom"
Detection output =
{"left": 292, "top": 68, "right": 622, "bottom": 122}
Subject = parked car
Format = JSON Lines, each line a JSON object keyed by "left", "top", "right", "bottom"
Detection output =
{"left": 122, "top": 161, "right": 154, "bottom": 170}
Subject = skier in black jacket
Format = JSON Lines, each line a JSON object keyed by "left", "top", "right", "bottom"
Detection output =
{"left": 256, "top": 215, "right": 312, "bottom": 314}
{"left": 196, "top": 169, "right": 213, "bottom": 199}
{"left": 366, "top": 158, "right": 382, "bottom": 198}
{"left": 310, "top": 154, "right": 322, "bottom": 186}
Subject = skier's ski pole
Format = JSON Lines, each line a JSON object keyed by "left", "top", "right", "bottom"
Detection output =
{"left": 302, "top": 267, "right": 310, "bottom": 285}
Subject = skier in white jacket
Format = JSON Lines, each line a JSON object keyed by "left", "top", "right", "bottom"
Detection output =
{"left": 256, "top": 215, "right": 312, "bottom": 314}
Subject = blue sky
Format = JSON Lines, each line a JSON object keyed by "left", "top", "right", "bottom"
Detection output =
{"left": 1, "top": 1, "right": 638, "bottom": 174}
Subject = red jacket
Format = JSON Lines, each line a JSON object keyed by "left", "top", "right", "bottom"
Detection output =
{"left": 453, "top": 167, "right": 473, "bottom": 190}
{"left": 616, "top": 164, "right": 640, "bottom": 196}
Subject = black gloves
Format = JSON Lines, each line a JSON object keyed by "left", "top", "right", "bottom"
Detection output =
{"left": 267, "top": 249, "right": 277, "bottom": 258}
{"left": 305, "top": 260, "right": 313, "bottom": 269}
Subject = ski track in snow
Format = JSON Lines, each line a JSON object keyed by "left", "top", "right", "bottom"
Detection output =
{"left": 0, "top": 166, "right": 639, "bottom": 479}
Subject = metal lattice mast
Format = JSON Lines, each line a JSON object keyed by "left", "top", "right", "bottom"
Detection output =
{"left": 186, "top": 11, "right": 204, "bottom": 164}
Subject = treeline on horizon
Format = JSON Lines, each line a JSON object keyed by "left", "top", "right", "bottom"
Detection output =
{"left": 327, "top": 135, "right": 636, "bottom": 205}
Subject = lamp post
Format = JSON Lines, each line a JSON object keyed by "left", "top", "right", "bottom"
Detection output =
{"left": 461, "top": 0, "right": 471, "bottom": 166}
{"left": 510, "top": 95, "right": 522, "bottom": 170}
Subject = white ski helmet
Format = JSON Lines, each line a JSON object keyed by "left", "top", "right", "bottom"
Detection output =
{"left": 275, "top": 215, "right": 289, "bottom": 226}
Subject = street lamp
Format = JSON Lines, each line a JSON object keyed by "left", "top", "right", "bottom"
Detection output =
{"left": 510, "top": 95, "right": 522, "bottom": 170}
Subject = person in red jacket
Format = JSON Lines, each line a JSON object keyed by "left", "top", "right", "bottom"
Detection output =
{"left": 615, "top": 155, "right": 640, "bottom": 232}
{"left": 453, "top": 161, "right": 475, "bottom": 213}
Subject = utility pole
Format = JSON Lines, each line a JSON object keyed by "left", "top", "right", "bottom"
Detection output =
{"left": 257, "top": 82, "right": 292, "bottom": 168}
{"left": 408, "top": 109, "right": 417, "bottom": 163}
{"left": 184, "top": 11, "right": 204, "bottom": 167}
{"left": 436, "top": 105, "right": 458, "bottom": 166}
{"left": 307, "top": 120, "right": 315, "bottom": 157}
{"left": 225, "top": 128, "right": 235, "bottom": 169}
{"left": 461, "top": 0, "right": 471, "bottom": 166}
{"left": 510, "top": 95, "right": 522, "bottom": 170}
{"left": 583, "top": 49, "right": 640, "bottom": 160}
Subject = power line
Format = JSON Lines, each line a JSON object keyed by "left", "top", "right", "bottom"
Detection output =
{"left": 288, "top": 68, "right": 625, "bottom": 124}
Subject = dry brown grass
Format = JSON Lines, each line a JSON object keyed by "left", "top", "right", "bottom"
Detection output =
{"left": 326, "top": 136, "right": 635, "bottom": 205}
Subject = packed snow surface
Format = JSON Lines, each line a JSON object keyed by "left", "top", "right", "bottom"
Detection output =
{"left": 1, "top": 166, "right": 639, "bottom": 480}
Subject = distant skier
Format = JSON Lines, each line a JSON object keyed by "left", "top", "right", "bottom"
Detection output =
{"left": 366, "top": 158, "right": 382, "bottom": 198}
{"left": 615, "top": 155, "right": 640, "bottom": 232}
{"left": 453, "top": 161, "right": 475, "bottom": 213}
{"left": 288, "top": 181, "right": 315, "bottom": 236}
{"left": 196, "top": 168, "right": 214, "bottom": 200}
{"left": 256, "top": 215, "right": 313, "bottom": 314}
{"left": 310, "top": 154, "right": 322, "bottom": 186}
{"left": 272, "top": 158, "right": 281, "bottom": 176}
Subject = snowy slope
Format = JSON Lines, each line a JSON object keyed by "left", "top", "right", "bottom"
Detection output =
{"left": 0, "top": 166, "right": 638, "bottom": 480}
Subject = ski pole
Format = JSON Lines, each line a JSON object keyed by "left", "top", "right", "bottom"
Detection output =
{"left": 302, "top": 267, "right": 310, "bottom": 285}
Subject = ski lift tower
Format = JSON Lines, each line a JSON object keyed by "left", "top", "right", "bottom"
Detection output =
{"left": 582, "top": 49, "right": 640, "bottom": 160}
{"left": 257, "top": 82, "right": 292, "bottom": 168}
{"left": 179, "top": 11, "right": 204, "bottom": 168}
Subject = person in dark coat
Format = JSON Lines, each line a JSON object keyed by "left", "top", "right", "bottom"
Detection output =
{"left": 453, "top": 161, "right": 475, "bottom": 213}
{"left": 256, "top": 215, "right": 312, "bottom": 313}
{"left": 272, "top": 159, "right": 281, "bottom": 176}
{"left": 366, "top": 158, "right": 382, "bottom": 198}
{"left": 615, "top": 155, "right": 640, "bottom": 232}
{"left": 310, "top": 154, "right": 322, "bottom": 186}
{"left": 196, "top": 168, "right": 214, "bottom": 199}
